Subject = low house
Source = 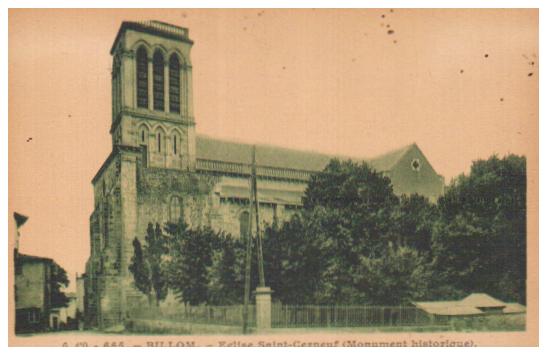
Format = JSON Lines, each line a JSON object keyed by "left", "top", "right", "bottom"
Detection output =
{"left": 76, "top": 274, "right": 85, "bottom": 329}
{"left": 15, "top": 253, "right": 55, "bottom": 333}
{"left": 50, "top": 293, "right": 78, "bottom": 330}
{"left": 458, "top": 293, "right": 507, "bottom": 314}
{"left": 413, "top": 293, "right": 526, "bottom": 321}
{"left": 76, "top": 274, "right": 85, "bottom": 315}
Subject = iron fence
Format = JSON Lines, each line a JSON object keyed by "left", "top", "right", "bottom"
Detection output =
{"left": 271, "top": 304, "right": 433, "bottom": 328}
{"left": 126, "top": 303, "right": 524, "bottom": 332}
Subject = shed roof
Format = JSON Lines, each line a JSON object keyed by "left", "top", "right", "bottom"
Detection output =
{"left": 460, "top": 293, "right": 506, "bottom": 308}
{"left": 413, "top": 293, "right": 519, "bottom": 317}
{"left": 413, "top": 301, "right": 484, "bottom": 316}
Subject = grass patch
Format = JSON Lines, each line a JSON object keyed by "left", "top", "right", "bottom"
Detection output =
{"left": 125, "top": 319, "right": 244, "bottom": 334}
{"left": 124, "top": 313, "right": 526, "bottom": 334}
{"left": 448, "top": 314, "right": 525, "bottom": 332}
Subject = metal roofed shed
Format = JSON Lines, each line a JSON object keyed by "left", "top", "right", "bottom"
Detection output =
{"left": 413, "top": 293, "right": 525, "bottom": 318}
{"left": 413, "top": 301, "right": 484, "bottom": 316}
{"left": 460, "top": 293, "right": 506, "bottom": 307}
{"left": 460, "top": 293, "right": 507, "bottom": 311}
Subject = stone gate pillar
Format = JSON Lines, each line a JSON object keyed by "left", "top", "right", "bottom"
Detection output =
{"left": 255, "top": 287, "right": 272, "bottom": 331}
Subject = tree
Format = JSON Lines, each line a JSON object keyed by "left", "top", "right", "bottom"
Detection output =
{"left": 261, "top": 159, "right": 413, "bottom": 304}
{"left": 303, "top": 159, "right": 398, "bottom": 211}
{"left": 128, "top": 237, "right": 151, "bottom": 304}
{"left": 263, "top": 213, "right": 325, "bottom": 304}
{"left": 355, "top": 246, "right": 432, "bottom": 305}
{"left": 432, "top": 154, "right": 526, "bottom": 303}
{"left": 167, "top": 222, "right": 218, "bottom": 306}
{"left": 304, "top": 159, "right": 401, "bottom": 303}
{"left": 128, "top": 223, "right": 168, "bottom": 306}
{"left": 390, "top": 194, "right": 438, "bottom": 254}
{"left": 147, "top": 223, "right": 169, "bottom": 306}
{"left": 50, "top": 262, "right": 70, "bottom": 308}
{"left": 207, "top": 234, "right": 245, "bottom": 305}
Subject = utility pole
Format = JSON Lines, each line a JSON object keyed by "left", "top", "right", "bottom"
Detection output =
{"left": 251, "top": 146, "right": 266, "bottom": 287}
{"left": 242, "top": 145, "right": 267, "bottom": 333}
{"left": 242, "top": 147, "right": 255, "bottom": 334}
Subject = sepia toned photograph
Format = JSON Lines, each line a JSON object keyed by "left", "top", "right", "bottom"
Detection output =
{"left": 7, "top": 7, "right": 538, "bottom": 347}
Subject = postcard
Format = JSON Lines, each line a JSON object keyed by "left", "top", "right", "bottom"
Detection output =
{"left": 8, "top": 8, "right": 538, "bottom": 346}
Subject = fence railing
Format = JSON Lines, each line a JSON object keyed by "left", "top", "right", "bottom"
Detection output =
{"left": 127, "top": 303, "right": 525, "bottom": 331}
{"left": 126, "top": 303, "right": 525, "bottom": 332}
{"left": 271, "top": 305, "right": 433, "bottom": 328}
{"left": 128, "top": 304, "right": 432, "bottom": 329}
{"left": 128, "top": 304, "right": 256, "bottom": 327}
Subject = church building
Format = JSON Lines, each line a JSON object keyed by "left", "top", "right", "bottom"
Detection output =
{"left": 85, "top": 20, "right": 445, "bottom": 329}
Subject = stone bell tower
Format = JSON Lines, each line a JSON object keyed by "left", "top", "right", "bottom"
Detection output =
{"left": 86, "top": 21, "right": 197, "bottom": 329}
{"left": 109, "top": 20, "right": 196, "bottom": 170}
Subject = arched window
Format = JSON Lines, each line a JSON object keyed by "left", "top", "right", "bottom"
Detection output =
{"left": 136, "top": 47, "right": 148, "bottom": 109}
{"left": 138, "top": 125, "right": 149, "bottom": 145}
{"left": 169, "top": 54, "right": 181, "bottom": 113}
{"left": 157, "top": 131, "right": 163, "bottom": 152}
{"left": 153, "top": 51, "right": 165, "bottom": 111}
{"left": 169, "top": 196, "right": 183, "bottom": 222}
{"left": 102, "top": 200, "right": 110, "bottom": 248}
{"left": 239, "top": 211, "right": 250, "bottom": 239}
{"left": 172, "top": 132, "right": 180, "bottom": 155}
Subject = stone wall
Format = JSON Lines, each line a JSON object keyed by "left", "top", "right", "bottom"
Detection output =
{"left": 87, "top": 151, "right": 124, "bottom": 328}
{"left": 119, "top": 159, "right": 218, "bottom": 312}
{"left": 117, "top": 114, "right": 193, "bottom": 170}
{"left": 15, "top": 262, "right": 47, "bottom": 310}
{"left": 136, "top": 165, "right": 217, "bottom": 231}
{"left": 119, "top": 162, "right": 303, "bottom": 314}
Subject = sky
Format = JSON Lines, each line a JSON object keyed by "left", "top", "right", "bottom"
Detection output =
{"left": 8, "top": 9, "right": 538, "bottom": 290}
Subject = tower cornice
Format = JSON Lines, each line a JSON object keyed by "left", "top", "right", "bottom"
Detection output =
{"left": 110, "top": 108, "right": 196, "bottom": 134}
{"left": 110, "top": 21, "right": 193, "bottom": 55}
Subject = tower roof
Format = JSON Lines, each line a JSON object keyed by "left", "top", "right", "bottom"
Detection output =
{"left": 110, "top": 20, "right": 192, "bottom": 54}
